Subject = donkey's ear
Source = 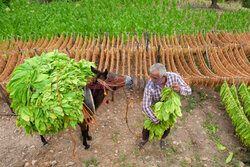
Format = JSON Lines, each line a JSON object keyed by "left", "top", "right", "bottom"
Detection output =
{"left": 104, "top": 69, "right": 108, "bottom": 76}
{"left": 91, "top": 66, "right": 99, "bottom": 74}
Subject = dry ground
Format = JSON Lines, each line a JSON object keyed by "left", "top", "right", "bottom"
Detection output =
{"left": 0, "top": 86, "right": 249, "bottom": 167}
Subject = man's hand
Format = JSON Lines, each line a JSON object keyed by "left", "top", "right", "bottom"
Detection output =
{"left": 153, "top": 121, "right": 160, "bottom": 125}
{"left": 172, "top": 83, "right": 181, "bottom": 93}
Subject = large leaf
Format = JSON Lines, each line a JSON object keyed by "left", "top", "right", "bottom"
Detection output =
{"left": 226, "top": 152, "right": 233, "bottom": 164}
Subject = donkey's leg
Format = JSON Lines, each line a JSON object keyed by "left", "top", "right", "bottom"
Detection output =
{"left": 40, "top": 135, "right": 48, "bottom": 146}
{"left": 79, "top": 122, "right": 90, "bottom": 149}
{"left": 111, "top": 91, "right": 114, "bottom": 101}
{"left": 82, "top": 130, "right": 90, "bottom": 149}
{"left": 86, "top": 125, "right": 92, "bottom": 141}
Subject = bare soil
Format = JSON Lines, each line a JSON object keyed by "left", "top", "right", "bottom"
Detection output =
{"left": 0, "top": 86, "right": 249, "bottom": 167}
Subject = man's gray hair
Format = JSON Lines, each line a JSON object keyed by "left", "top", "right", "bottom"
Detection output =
{"left": 150, "top": 63, "right": 167, "bottom": 77}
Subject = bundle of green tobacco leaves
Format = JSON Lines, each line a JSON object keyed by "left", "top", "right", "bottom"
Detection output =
{"left": 6, "top": 50, "right": 96, "bottom": 135}
{"left": 144, "top": 87, "right": 182, "bottom": 140}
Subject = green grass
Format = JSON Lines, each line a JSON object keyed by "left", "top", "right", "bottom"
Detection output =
{"left": 203, "top": 112, "right": 219, "bottom": 137}
{"left": 120, "top": 152, "right": 126, "bottom": 161}
{"left": 167, "top": 157, "right": 173, "bottom": 165}
{"left": 112, "top": 129, "right": 121, "bottom": 144}
{"left": 212, "top": 155, "right": 220, "bottom": 165}
{"left": 183, "top": 88, "right": 214, "bottom": 113}
{"left": 0, "top": 0, "right": 249, "bottom": 40}
{"left": 83, "top": 157, "right": 100, "bottom": 167}
{"left": 180, "top": 159, "right": 188, "bottom": 167}
{"left": 183, "top": 95, "right": 204, "bottom": 112}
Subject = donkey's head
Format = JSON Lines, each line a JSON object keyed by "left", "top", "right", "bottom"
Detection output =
{"left": 90, "top": 67, "right": 133, "bottom": 91}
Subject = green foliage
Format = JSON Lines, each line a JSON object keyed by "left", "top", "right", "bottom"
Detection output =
{"left": 0, "top": 0, "right": 249, "bottom": 40}
{"left": 220, "top": 82, "right": 250, "bottom": 147}
{"left": 238, "top": 82, "right": 250, "bottom": 118}
{"left": 242, "top": 0, "right": 250, "bottom": 8}
{"left": 217, "top": 0, "right": 225, "bottom": 3}
{"left": 0, "top": 0, "right": 10, "bottom": 8}
{"left": 144, "top": 87, "right": 182, "bottom": 140}
{"left": 6, "top": 50, "right": 96, "bottom": 135}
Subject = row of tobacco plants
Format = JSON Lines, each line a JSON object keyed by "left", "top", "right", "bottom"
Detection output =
{"left": 0, "top": 0, "right": 249, "bottom": 40}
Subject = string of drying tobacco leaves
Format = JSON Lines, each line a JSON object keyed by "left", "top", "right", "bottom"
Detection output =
{"left": 220, "top": 82, "right": 250, "bottom": 147}
{"left": 238, "top": 82, "right": 250, "bottom": 118}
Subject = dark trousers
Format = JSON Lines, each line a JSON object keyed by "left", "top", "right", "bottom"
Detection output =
{"left": 142, "top": 127, "right": 171, "bottom": 141}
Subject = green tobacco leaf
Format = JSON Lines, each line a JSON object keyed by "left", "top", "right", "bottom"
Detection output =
{"left": 40, "top": 123, "right": 46, "bottom": 132}
{"left": 149, "top": 131, "right": 155, "bottom": 140}
{"left": 226, "top": 152, "right": 233, "bottom": 164}
{"left": 230, "top": 85, "right": 241, "bottom": 108}
{"left": 53, "top": 107, "right": 64, "bottom": 117}
{"left": 154, "top": 102, "right": 163, "bottom": 112}
{"left": 216, "top": 142, "right": 226, "bottom": 151}
{"left": 50, "top": 113, "right": 57, "bottom": 120}
{"left": 24, "top": 125, "right": 32, "bottom": 135}
{"left": 20, "top": 108, "right": 30, "bottom": 122}
{"left": 163, "top": 112, "right": 170, "bottom": 121}
{"left": 143, "top": 117, "right": 152, "bottom": 128}
{"left": 220, "top": 82, "right": 228, "bottom": 97}
{"left": 175, "top": 107, "right": 182, "bottom": 117}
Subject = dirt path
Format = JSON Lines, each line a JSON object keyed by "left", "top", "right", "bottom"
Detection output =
{"left": 0, "top": 86, "right": 249, "bottom": 167}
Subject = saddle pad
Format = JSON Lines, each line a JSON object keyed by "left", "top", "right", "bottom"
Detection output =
{"left": 83, "top": 87, "right": 95, "bottom": 114}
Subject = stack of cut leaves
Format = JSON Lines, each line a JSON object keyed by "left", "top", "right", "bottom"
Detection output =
{"left": 6, "top": 50, "right": 96, "bottom": 135}
{"left": 144, "top": 87, "right": 182, "bottom": 140}
{"left": 220, "top": 82, "right": 250, "bottom": 147}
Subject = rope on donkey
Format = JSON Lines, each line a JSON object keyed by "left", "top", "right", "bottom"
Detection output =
{"left": 0, "top": 113, "right": 17, "bottom": 117}
{"left": 82, "top": 102, "right": 97, "bottom": 130}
